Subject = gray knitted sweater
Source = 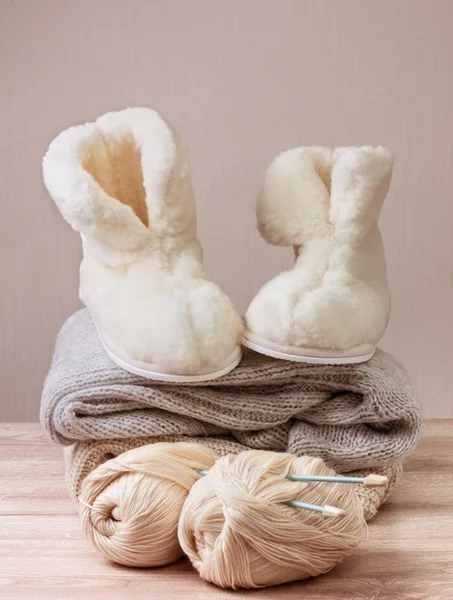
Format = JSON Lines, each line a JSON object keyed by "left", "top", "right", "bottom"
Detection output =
{"left": 41, "top": 310, "right": 422, "bottom": 472}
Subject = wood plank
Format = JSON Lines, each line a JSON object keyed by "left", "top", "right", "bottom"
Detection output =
{"left": 0, "top": 422, "right": 452, "bottom": 599}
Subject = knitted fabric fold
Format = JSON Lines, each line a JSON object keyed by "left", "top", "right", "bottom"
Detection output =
{"left": 64, "top": 435, "right": 403, "bottom": 521}
{"left": 42, "top": 310, "right": 422, "bottom": 472}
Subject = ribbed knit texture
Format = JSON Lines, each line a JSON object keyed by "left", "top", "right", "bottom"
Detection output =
{"left": 42, "top": 310, "right": 422, "bottom": 472}
{"left": 64, "top": 436, "right": 403, "bottom": 521}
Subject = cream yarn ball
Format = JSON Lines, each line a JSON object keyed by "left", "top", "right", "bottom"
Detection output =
{"left": 178, "top": 451, "right": 366, "bottom": 589}
{"left": 79, "top": 442, "right": 218, "bottom": 567}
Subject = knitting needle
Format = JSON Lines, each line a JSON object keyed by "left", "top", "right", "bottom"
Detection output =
{"left": 286, "top": 474, "right": 389, "bottom": 488}
{"left": 286, "top": 500, "right": 346, "bottom": 518}
{"left": 197, "top": 470, "right": 388, "bottom": 488}
{"left": 196, "top": 471, "right": 346, "bottom": 518}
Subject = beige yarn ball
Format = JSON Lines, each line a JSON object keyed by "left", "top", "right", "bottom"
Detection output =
{"left": 178, "top": 451, "right": 366, "bottom": 589}
{"left": 79, "top": 442, "right": 218, "bottom": 567}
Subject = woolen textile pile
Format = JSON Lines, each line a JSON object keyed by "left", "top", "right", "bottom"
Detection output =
{"left": 43, "top": 310, "right": 421, "bottom": 470}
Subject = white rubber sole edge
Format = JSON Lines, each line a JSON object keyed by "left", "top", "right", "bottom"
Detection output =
{"left": 242, "top": 331, "right": 376, "bottom": 365}
{"left": 96, "top": 326, "right": 242, "bottom": 383}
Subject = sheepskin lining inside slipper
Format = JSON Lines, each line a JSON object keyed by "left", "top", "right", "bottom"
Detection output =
{"left": 82, "top": 133, "right": 149, "bottom": 227}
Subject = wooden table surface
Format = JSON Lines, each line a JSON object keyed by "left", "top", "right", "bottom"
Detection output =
{"left": 1, "top": 421, "right": 452, "bottom": 600}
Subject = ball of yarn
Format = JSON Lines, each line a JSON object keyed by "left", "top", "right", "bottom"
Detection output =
{"left": 178, "top": 451, "right": 366, "bottom": 589}
{"left": 79, "top": 442, "right": 218, "bottom": 567}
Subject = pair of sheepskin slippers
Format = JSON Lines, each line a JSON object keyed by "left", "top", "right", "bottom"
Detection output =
{"left": 43, "top": 108, "right": 393, "bottom": 382}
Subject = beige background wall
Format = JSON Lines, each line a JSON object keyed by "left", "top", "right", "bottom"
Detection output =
{"left": 1, "top": 0, "right": 452, "bottom": 420}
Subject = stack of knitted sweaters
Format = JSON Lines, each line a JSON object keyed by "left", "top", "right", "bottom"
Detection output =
{"left": 41, "top": 309, "right": 422, "bottom": 520}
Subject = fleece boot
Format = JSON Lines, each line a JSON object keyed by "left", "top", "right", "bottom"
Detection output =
{"left": 43, "top": 108, "right": 243, "bottom": 381}
{"left": 243, "top": 146, "right": 393, "bottom": 364}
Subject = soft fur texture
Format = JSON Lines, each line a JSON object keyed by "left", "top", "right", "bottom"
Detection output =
{"left": 246, "top": 146, "right": 393, "bottom": 355}
{"left": 43, "top": 108, "right": 243, "bottom": 376}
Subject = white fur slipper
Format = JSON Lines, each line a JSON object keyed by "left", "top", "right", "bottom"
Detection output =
{"left": 43, "top": 108, "right": 243, "bottom": 381}
{"left": 243, "top": 146, "right": 393, "bottom": 365}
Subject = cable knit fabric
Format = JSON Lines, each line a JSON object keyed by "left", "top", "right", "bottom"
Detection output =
{"left": 64, "top": 436, "right": 403, "bottom": 521}
{"left": 42, "top": 310, "right": 422, "bottom": 472}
